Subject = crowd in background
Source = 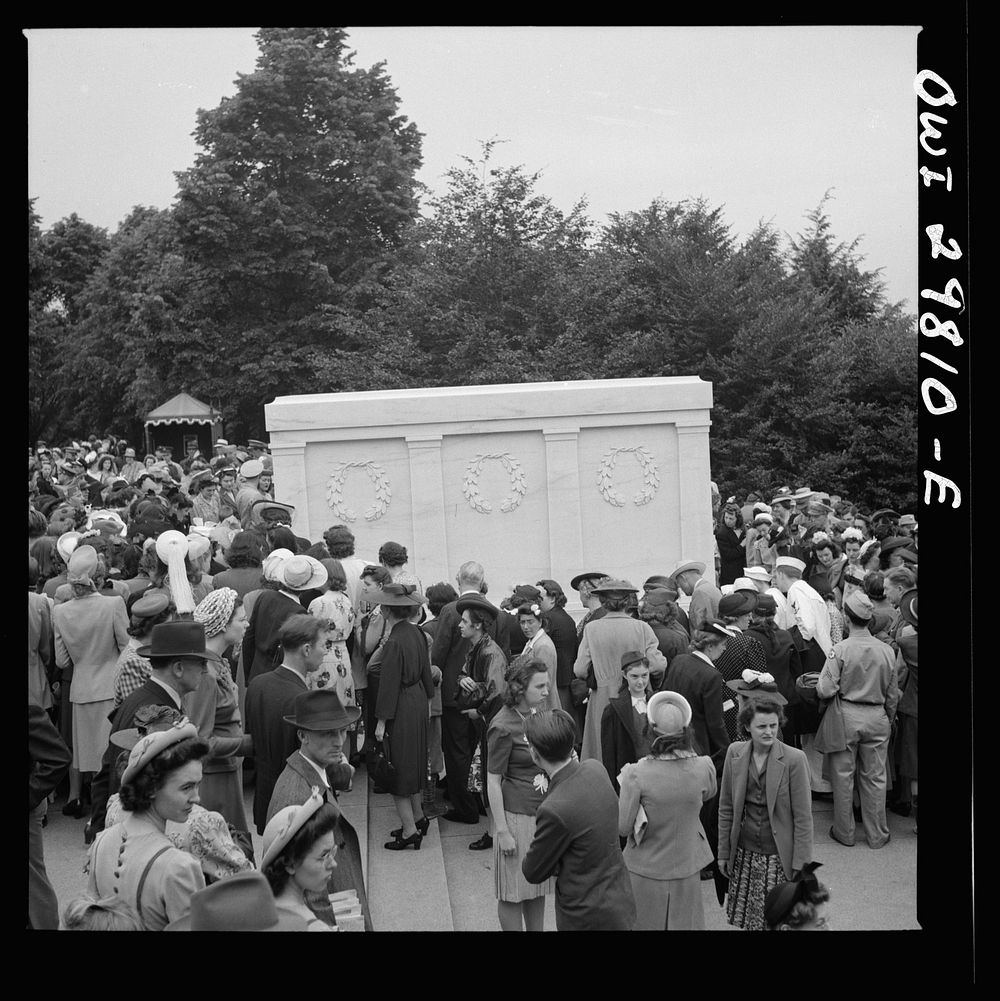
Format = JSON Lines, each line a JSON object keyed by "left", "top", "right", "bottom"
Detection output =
{"left": 28, "top": 437, "right": 917, "bottom": 931}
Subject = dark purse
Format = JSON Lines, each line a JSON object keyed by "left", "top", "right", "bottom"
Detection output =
{"left": 569, "top": 664, "right": 597, "bottom": 707}
{"left": 454, "top": 672, "right": 491, "bottom": 712}
{"left": 370, "top": 737, "right": 396, "bottom": 789}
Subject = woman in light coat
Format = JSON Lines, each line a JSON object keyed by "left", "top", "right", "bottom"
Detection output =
{"left": 573, "top": 580, "right": 666, "bottom": 763}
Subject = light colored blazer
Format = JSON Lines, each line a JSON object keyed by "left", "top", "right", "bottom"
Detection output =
{"left": 718, "top": 739, "right": 813, "bottom": 879}
{"left": 619, "top": 754, "right": 716, "bottom": 880}
{"left": 53, "top": 591, "right": 130, "bottom": 704}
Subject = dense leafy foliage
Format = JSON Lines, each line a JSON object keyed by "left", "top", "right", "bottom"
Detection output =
{"left": 27, "top": 30, "right": 917, "bottom": 510}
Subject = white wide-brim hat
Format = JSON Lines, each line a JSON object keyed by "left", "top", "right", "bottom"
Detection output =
{"left": 670, "top": 559, "right": 706, "bottom": 580}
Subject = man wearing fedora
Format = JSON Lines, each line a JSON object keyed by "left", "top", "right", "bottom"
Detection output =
{"left": 85, "top": 620, "right": 222, "bottom": 844}
{"left": 245, "top": 615, "right": 330, "bottom": 835}
{"left": 670, "top": 559, "right": 723, "bottom": 633}
{"left": 267, "top": 688, "right": 371, "bottom": 929}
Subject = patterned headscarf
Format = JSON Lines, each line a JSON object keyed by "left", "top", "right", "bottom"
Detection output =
{"left": 194, "top": 587, "right": 239, "bottom": 639}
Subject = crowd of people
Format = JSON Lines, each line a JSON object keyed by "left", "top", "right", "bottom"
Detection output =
{"left": 28, "top": 437, "right": 917, "bottom": 931}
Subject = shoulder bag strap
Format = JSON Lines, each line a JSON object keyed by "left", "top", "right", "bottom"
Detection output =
{"left": 135, "top": 845, "right": 172, "bottom": 924}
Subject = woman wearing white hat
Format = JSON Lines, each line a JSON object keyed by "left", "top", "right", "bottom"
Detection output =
{"left": 261, "top": 789, "right": 340, "bottom": 931}
{"left": 53, "top": 545, "right": 131, "bottom": 819}
{"left": 85, "top": 719, "right": 209, "bottom": 930}
{"left": 618, "top": 691, "right": 717, "bottom": 929}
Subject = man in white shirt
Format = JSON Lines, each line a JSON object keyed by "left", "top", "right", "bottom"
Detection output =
{"left": 743, "top": 565, "right": 796, "bottom": 631}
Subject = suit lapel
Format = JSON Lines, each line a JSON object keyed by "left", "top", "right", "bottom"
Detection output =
{"left": 733, "top": 741, "right": 752, "bottom": 824}
{"left": 766, "top": 741, "right": 786, "bottom": 820}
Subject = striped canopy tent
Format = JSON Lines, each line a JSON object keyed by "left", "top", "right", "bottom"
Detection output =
{"left": 143, "top": 392, "right": 224, "bottom": 461}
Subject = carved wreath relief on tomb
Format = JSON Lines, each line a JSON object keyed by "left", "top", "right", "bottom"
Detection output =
{"left": 326, "top": 460, "right": 391, "bottom": 522}
{"left": 462, "top": 452, "right": 527, "bottom": 514}
{"left": 597, "top": 446, "right": 660, "bottom": 507}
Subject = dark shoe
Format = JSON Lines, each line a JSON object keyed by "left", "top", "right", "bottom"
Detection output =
{"left": 61, "top": 799, "right": 85, "bottom": 818}
{"left": 469, "top": 833, "right": 493, "bottom": 851}
{"left": 442, "top": 810, "right": 479, "bottom": 825}
{"left": 829, "top": 825, "right": 855, "bottom": 847}
{"left": 384, "top": 831, "right": 422, "bottom": 851}
{"left": 390, "top": 816, "right": 430, "bottom": 839}
{"left": 887, "top": 801, "right": 911, "bottom": 817}
{"left": 84, "top": 822, "right": 99, "bottom": 846}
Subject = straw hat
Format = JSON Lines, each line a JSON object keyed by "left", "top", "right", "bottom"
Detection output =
{"left": 261, "top": 789, "right": 325, "bottom": 871}
{"left": 120, "top": 719, "right": 198, "bottom": 786}
{"left": 646, "top": 691, "right": 692, "bottom": 735}
{"left": 56, "top": 530, "right": 83, "bottom": 564}
{"left": 277, "top": 555, "right": 328, "bottom": 592}
{"left": 669, "top": 559, "right": 705, "bottom": 580}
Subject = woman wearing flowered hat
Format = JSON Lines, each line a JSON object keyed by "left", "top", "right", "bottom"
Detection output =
{"left": 618, "top": 691, "right": 717, "bottom": 929}
{"left": 189, "top": 588, "right": 254, "bottom": 830}
{"left": 85, "top": 719, "right": 209, "bottom": 930}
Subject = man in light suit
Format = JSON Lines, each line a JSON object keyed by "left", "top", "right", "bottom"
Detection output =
{"left": 245, "top": 615, "right": 328, "bottom": 834}
{"left": 522, "top": 710, "right": 635, "bottom": 930}
{"left": 671, "top": 559, "right": 723, "bottom": 633}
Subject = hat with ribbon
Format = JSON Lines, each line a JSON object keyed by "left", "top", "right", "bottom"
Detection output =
{"left": 66, "top": 545, "right": 99, "bottom": 586}
{"left": 372, "top": 582, "right": 425, "bottom": 607}
{"left": 742, "top": 566, "right": 772, "bottom": 584}
{"left": 121, "top": 718, "right": 199, "bottom": 786}
{"left": 261, "top": 788, "right": 327, "bottom": 871}
{"left": 250, "top": 499, "right": 294, "bottom": 523}
{"left": 570, "top": 571, "right": 609, "bottom": 590}
{"left": 455, "top": 593, "right": 500, "bottom": 619}
{"left": 669, "top": 559, "right": 706, "bottom": 580}
{"left": 194, "top": 587, "right": 240, "bottom": 640}
{"left": 186, "top": 533, "right": 212, "bottom": 562}
{"left": 701, "top": 620, "right": 737, "bottom": 640}
{"left": 109, "top": 703, "right": 183, "bottom": 750}
{"left": 278, "top": 555, "right": 328, "bottom": 592}
{"left": 726, "top": 668, "right": 787, "bottom": 704}
{"left": 262, "top": 548, "right": 295, "bottom": 582}
{"left": 753, "top": 594, "right": 778, "bottom": 615}
{"left": 646, "top": 691, "right": 692, "bottom": 736}
{"left": 155, "top": 530, "right": 197, "bottom": 614}
{"left": 56, "top": 530, "right": 83, "bottom": 564}
{"left": 620, "top": 650, "right": 648, "bottom": 671}
{"left": 165, "top": 871, "right": 308, "bottom": 932}
{"left": 283, "top": 688, "right": 361, "bottom": 731}
{"left": 771, "top": 490, "right": 794, "bottom": 507}
{"left": 844, "top": 590, "right": 874, "bottom": 621}
{"left": 718, "top": 591, "right": 757, "bottom": 617}
{"left": 841, "top": 565, "right": 866, "bottom": 588}
{"left": 590, "top": 577, "right": 639, "bottom": 594}
{"left": 642, "top": 574, "right": 677, "bottom": 595}
{"left": 135, "top": 620, "right": 222, "bottom": 663}
{"left": 763, "top": 862, "right": 825, "bottom": 929}
{"left": 792, "top": 487, "right": 814, "bottom": 501}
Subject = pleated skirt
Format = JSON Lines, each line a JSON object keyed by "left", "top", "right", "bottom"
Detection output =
{"left": 494, "top": 810, "right": 555, "bottom": 902}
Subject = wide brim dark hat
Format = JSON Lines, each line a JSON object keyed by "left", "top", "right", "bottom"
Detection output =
{"left": 726, "top": 679, "right": 788, "bottom": 705}
{"left": 250, "top": 499, "right": 294, "bottom": 519}
{"left": 763, "top": 862, "right": 824, "bottom": 928}
{"left": 136, "top": 620, "right": 222, "bottom": 663}
{"left": 590, "top": 577, "right": 638, "bottom": 594}
{"left": 455, "top": 593, "right": 499, "bottom": 618}
{"left": 879, "top": 536, "right": 911, "bottom": 555}
{"left": 570, "top": 571, "right": 609, "bottom": 590}
{"left": 283, "top": 688, "right": 361, "bottom": 730}
{"left": 718, "top": 591, "right": 757, "bottom": 617}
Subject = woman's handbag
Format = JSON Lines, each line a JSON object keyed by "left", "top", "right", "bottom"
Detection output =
{"left": 455, "top": 673, "right": 492, "bottom": 712}
{"left": 370, "top": 738, "right": 396, "bottom": 789}
{"left": 569, "top": 664, "right": 597, "bottom": 708}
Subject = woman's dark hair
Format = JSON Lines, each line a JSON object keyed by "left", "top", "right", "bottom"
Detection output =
{"left": 524, "top": 709, "right": 577, "bottom": 762}
{"left": 517, "top": 603, "right": 543, "bottom": 621}
{"left": 600, "top": 593, "right": 631, "bottom": 613}
{"left": 738, "top": 700, "right": 787, "bottom": 731}
{"left": 323, "top": 558, "right": 347, "bottom": 592}
{"left": 381, "top": 602, "right": 412, "bottom": 622}
{"left": 303, "top": 542, "right": 331, "bottom": 562}
{"left": 378, "top": 541, "right": 408, "bottom": 567}
{"left": 769, "top": 882, "right": 831, "bottom": 930}
{"left": 127, "top": 600, "right": 176, "bottom": 638}
{"left": 226, "top": 532, "right": 264, "bottom": 569}
{"left": 813, "top": 538, "right": 840, "bottom": 557}
{"left": 30, "top": 536, "right": 60, "bottom": 581}
{"left": 425, "top": 582, "right": 458, "bottom": 617}
{"left": 28, "top": 557, "right": 40, "bottom": 588}
{"left": 862, "top": 570, "right": 885, "bottom": 599}
{"left": 118, "top": 736, "right": 210, "bottom": 812}
{"left": 267, "top": 526, "right": 299, "bottom": 554}
{"left": 535, "top": 579, "right": 567, "bottom": 608}
{"left": 718, "top": 503, "right": 744, "bottom": 529}
{"left": 464, "top": 607, "right": 491, "bottom": 631}
{"left": 503, "top": 659, "right": 550, "bottom": 707}
{"left": 98, "top": 456, "right": 115, "bottom": 472}
{"left": 647, "top": 724, "right": 695, "bottom": 757}
{"left": 690, "top": 629, "right": 726, "bottom": 653}
{"left": 639, "top": 597, "right": 679, "bottom": 627}
{"left": 262, "top": 802, "right": 340, "bottom": 896}
{"left": 361, "top": 565, "right": 392, "bottom": 587}
{"left": 323, "top": 525, "right": 356, "bottom": 559}
{"left": 29, "top": 507, "right": 48, "bottom": 539}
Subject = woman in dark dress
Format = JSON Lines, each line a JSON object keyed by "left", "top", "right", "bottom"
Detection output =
{"left": 374, "top": 584, "right": 436, "bottom": 850}
{"left": 715, "top": 503, "right": 746, "bottom": 587}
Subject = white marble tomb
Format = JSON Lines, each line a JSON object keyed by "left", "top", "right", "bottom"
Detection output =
{"left": 264, "top": 377, "right": 715, "bottom": 608}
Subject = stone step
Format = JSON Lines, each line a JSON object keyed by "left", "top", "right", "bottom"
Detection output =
{"left": 366, "top": 777, "right": 454, "bottom": 931}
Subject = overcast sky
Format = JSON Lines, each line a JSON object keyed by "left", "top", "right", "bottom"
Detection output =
{"left": 26, "top": 25, "right": 919, "bottom": 309}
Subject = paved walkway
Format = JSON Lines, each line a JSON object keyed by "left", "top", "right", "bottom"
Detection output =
{"left": 41, "top": 767, "right": 917, "bottom": 931}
